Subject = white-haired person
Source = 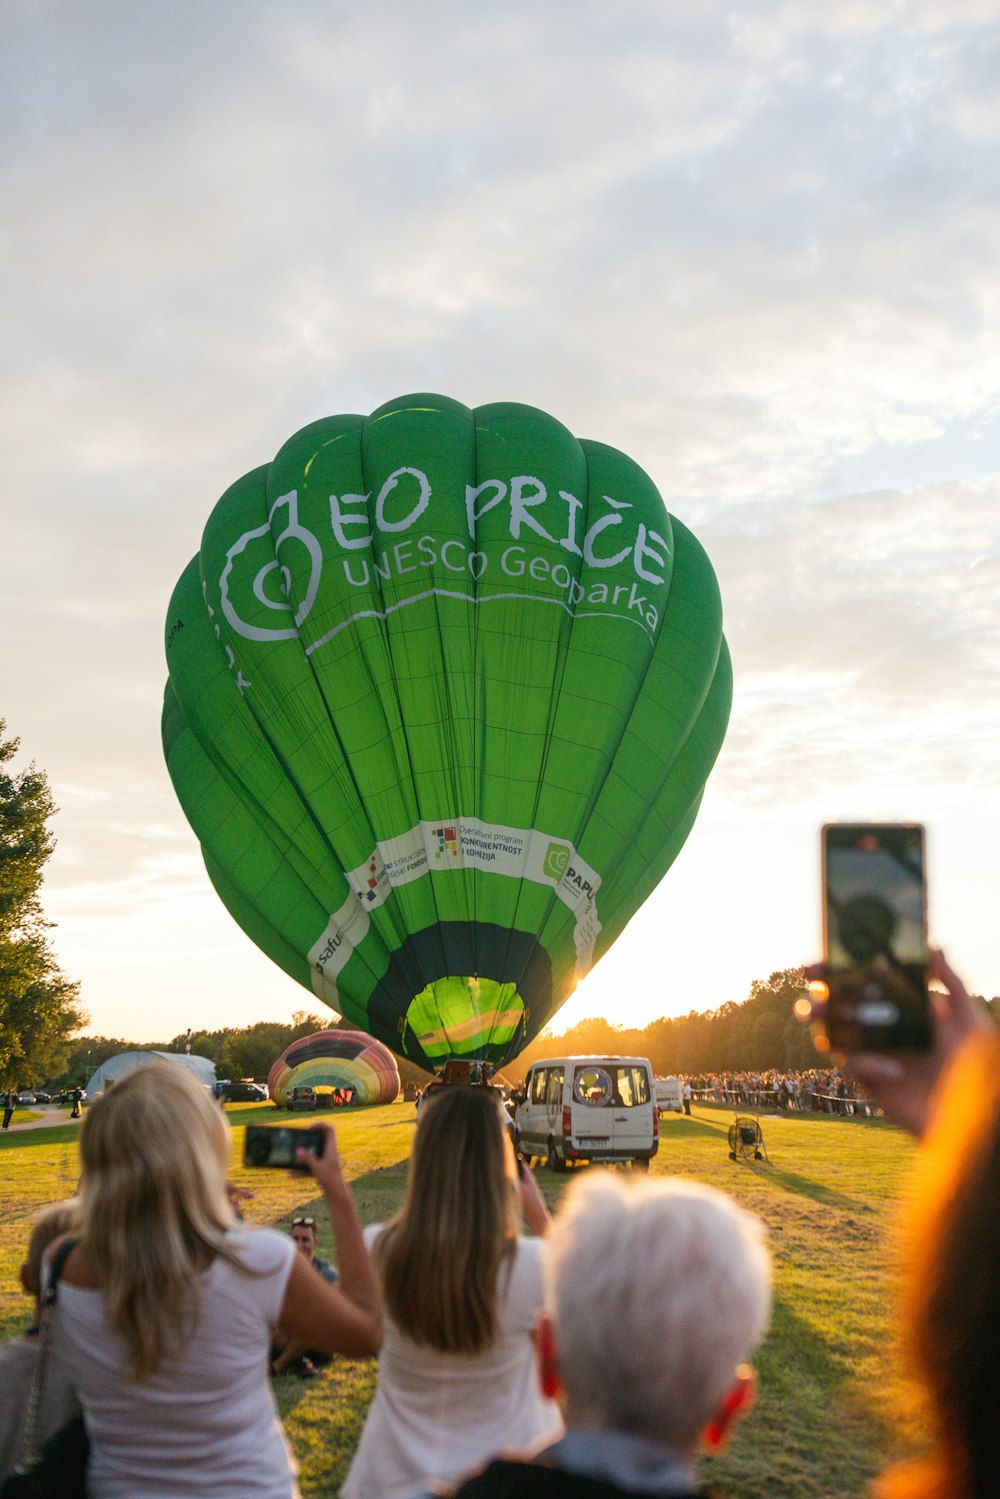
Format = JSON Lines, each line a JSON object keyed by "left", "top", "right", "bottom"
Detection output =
{"left": 47, "top": 1062, "right": 381, "bottom": 1498}
{"left": 440, "top": 1173, "right": 772, "bottom": 1498}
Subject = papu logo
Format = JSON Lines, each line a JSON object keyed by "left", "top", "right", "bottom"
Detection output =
{"left": 543, "top": 842, "right": 571, "bottom": 881}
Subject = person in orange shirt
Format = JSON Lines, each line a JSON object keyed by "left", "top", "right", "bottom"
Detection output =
{"left": 809, "top": 950, "right": 998, "bottom": 1499}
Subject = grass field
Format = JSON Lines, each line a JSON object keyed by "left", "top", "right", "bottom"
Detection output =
{"left": 0, "top": 1100, "right": 922, "bottom": 1498}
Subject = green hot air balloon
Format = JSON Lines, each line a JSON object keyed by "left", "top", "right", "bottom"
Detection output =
{"left": 163, "top": 394, "right": 731, "bottom": 1074}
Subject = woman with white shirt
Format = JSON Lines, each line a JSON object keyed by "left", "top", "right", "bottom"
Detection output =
{"left": 341, "top": 1084, "right": 561, "bottom": 1499}
{"left": 49, "top": 1061, "right": 381, "bottom": 1498}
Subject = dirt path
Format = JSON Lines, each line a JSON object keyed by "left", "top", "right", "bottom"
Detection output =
{"left": 2, "top": 1106, "right": 83, "bottom": 1133}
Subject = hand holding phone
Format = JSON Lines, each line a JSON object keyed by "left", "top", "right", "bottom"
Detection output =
{"left": 807, "top": 948, "right": 991, "bottom": 1136}
{"left": 820, "top": 822, "right": 931, "bottom": 1052}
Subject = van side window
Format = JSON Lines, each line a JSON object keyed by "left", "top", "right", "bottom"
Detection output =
{"left": 617, "top": 1066, "right": 651, "bottom": 1107}
{"left": 545, "top": 1068, "right": 564, "bottom": 1106}
{"left": 573, "top": 1065, "right": 614, "bottom": 1107}
{"left": 530, "top": 1068, "right": 548, "bottom": 1105}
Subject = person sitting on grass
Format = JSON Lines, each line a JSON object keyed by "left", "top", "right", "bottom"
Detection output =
{"left": 440, "top": 1173, "right": 772, "bottom": 1499}
{"left": 271, "top": 1215, "right": 340, "bottom": 1377}
{"left": 0, "top": 1199, "right": 81, "bottom": 1482}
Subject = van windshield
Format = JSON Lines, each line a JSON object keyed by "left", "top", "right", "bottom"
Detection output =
{"left": 572, "top": 1065, "right": 651, "bottom": 1108}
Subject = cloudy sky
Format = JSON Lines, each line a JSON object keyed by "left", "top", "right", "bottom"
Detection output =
{"left": 3, "top": 0, "right": 998, "bottom": 1044}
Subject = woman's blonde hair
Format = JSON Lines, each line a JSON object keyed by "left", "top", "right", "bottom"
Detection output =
{"left": 78, "top": 1062, "right": 241, "bottom": 1378}
{"left": 376, "top": 1085, "right": 518, "bottom": 1354}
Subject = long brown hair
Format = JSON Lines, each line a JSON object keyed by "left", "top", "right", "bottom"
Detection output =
{"left": 376, "top": 1085, "right": 518, "bottom": 1354}
{"left": 876, "top": 1031, "right": 1000, "bottom": 1499}
{"left": 78, "top": 1063, "right": 243, "bottom": 1378}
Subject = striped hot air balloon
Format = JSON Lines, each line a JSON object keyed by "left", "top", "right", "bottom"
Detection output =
{"left": 268, "top": 1029, "right": 400, "bottom": 1108}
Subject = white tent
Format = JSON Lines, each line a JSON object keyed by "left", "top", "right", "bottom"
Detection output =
{"left": 87, "top": 1050, "right": 216, "bottom": 1095}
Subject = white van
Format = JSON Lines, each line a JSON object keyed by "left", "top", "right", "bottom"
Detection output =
{"left": 514, "top": 1056, "right": 658, "bottom": 1171}
{"left": 655, "top": 1075, "right": 683, "bottom": 1114}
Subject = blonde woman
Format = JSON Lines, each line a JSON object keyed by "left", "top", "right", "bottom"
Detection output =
{"left": 49, "top": 1062, "right": 381, "bottom": 1498}
{"left": 342, "top": 1085, "right": 561, "bottom": 1499}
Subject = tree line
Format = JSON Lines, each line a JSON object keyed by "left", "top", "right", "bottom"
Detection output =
{"left": 54, "top": 1017, "right": 435, "bottom": 1092}
{"left": 500, "top": 969, "right": 821, "bottom": 1083}
{"left": 57, "top": 971, "right": 1000, "bottom": 1094}
{"left": 30, "top": 966, "right": 1000, "bottom": 1095}
{"left": 501, "top": 970, "right": 999, "bottom": 1085}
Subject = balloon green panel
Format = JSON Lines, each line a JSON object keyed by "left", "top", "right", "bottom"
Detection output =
{"left": 164, "top": 553, "right": 394, "bottom": 1015}
{"left": 163, "top": 394, "right": 731, "bottom": 1072}
{"left": 591, "top": 642, "right": 733, "bottom": 955}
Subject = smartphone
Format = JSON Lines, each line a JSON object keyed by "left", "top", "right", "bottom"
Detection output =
{"left": 243, "top": 1124, "right": 325, "bottom": 1169}
{"left": 821, "top": 822, "right": 931, "bottom": 1051}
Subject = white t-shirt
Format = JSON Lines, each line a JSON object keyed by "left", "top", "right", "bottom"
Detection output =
{"left": 341, "top": 1227, "right": 562, "bottom": 1499}
{"left": 52, "top": 1227, "right": 298, "bottom": 1499}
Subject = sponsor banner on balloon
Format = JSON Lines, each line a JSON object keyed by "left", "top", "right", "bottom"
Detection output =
{"left": 307, "top": 896, "right": 371, "bottom": 1005}
{"left": 343, "top": 817, "right": 600, "bottom": 967}
{"left": 304, "top": 819, "right": 602, "bottom": 1007}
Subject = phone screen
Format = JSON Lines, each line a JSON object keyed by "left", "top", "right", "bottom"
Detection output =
{"left": 243, "top": 1125, "right": 324, "bottom": 1169}
{"left": 822, "top": 823, "right": 930, "bottom": 1051}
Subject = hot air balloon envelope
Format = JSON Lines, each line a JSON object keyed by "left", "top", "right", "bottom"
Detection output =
{"left": 268, "top": 1030, "right": 399, "bottom": 1108}
{"left": 163, "top": 394, "right": 731, "bottom": 1072}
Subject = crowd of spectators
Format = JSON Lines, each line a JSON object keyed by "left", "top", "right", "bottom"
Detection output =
{"left": 688, "top": 1068, "right": 875, "bottom": 1116}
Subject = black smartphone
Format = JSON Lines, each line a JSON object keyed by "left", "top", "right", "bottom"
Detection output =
{"left": 243, "top": 1124, "right": 325, "bottom": 1169}
{"left": 821, "top": 822, "right": 931, "bottom": 1052}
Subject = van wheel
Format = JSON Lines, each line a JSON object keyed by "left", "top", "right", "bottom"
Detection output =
{"left": 633, "top": 1157, "right": 650, "bottom": 1171}
{"left": 548, "top": 1137, "right": 567, "bottom": 1173}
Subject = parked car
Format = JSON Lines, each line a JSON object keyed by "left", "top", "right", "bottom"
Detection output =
{"left": 32, "top": 1091, "right": 52, "bottom": 1104}
{"left": 218, "top": 1080, "right": 268, "bottom": 1104}
{"left": 287, "top": 1085, "right": 317, "bottom": 1111}
{"left": 515, "top": 1056, "right": 659, "bottom": 1171}
{"left": 16, "top": 1091, "right": 36, "bottom": 1106}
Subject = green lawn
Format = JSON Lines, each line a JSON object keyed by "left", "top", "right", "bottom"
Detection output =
{"left": 0, "top": 1101, "right": 920, "bottom": 1498}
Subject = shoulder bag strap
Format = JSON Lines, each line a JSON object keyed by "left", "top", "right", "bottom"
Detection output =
{"left": 15, "top": 1236, "right": 79, "bottom": 1474}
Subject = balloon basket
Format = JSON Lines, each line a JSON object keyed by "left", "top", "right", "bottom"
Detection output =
{"left": 440, "top": 1059, "right": 494, "bottom": 1086}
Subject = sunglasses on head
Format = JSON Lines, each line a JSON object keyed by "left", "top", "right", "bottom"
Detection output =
{"left": 292, "top": 1217, "right": 316, "bottom": 1229}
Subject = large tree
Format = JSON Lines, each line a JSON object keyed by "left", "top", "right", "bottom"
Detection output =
{"left": 0, "top": 720, "right": 86, "bottom": 1085}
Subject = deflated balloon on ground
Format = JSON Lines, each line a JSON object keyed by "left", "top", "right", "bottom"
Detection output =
{"left": 268, "top": 1030, "right": 400, "bottom": 1108}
